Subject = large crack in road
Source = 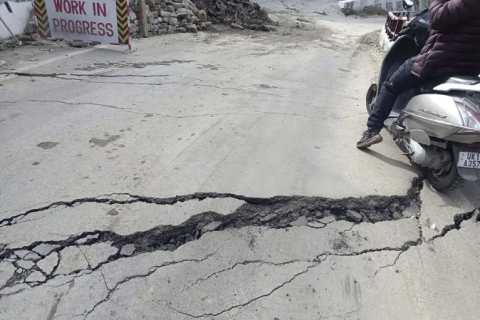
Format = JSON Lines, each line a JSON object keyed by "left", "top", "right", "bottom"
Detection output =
{"left": 0, "top": 178, "right": 423, "bottom": 292}
{"left": 1, "top": 176, "right": 478, "bottom": 320}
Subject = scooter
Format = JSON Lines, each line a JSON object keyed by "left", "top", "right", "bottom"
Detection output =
{"left": 366, "top": 1, "right": 480, "bottom": 191}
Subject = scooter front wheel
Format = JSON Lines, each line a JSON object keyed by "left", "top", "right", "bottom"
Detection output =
{"left": 426, "top": 164, "right": 463, "bottom": 192}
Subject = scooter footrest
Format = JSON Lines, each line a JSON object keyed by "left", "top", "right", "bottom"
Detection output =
{"left": 387, "top": 111, "right": 400, "bottom": 118}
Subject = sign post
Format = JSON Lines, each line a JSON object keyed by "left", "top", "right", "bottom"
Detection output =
{"left": 33, "top": 0, "right": 130, "bottom": 48}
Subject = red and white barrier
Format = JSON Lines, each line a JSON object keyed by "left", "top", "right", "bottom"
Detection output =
{"left": 379, "top": 11, "right": 411, "bottom": 52}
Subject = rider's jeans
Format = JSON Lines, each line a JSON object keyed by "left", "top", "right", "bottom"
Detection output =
{"left": 367, "top": 57, "right": 423, "bottom": 132}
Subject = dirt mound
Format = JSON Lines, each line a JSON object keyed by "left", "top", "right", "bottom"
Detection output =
{"left": 359, "top": 30, "right": 381, "bottom": 46}
{"left": 343, "top": 6, "right": 388, "bottom": 17}
{"left": 191, "top": 0, "right": 273, "bottom": 30}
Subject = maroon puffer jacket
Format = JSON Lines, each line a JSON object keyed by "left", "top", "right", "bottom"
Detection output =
{"left": 411, "top": 0, "right": 480, "bottom": 78}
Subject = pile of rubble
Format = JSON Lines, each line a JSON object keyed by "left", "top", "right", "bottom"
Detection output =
{"left": 193, "top": 0, "right": 272, "bottom": 30}
{"left": 129, "top": 0, "right": 272, "bottom": 36}
{"left": 130, "top": 0, "right": 211, "bottom": 36}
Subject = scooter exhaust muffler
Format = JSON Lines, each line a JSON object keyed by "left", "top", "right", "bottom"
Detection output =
{"left": 404, "top": 139, "right": 452, "bottom": 169}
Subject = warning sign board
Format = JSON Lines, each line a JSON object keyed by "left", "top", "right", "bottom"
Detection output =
{"left": 33, "top": 0, "right": 130, "bottom": 47}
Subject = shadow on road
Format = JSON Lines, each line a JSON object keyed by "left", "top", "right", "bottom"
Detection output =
{"left": 360, "top": 148, "right": 419, "bottom": 174}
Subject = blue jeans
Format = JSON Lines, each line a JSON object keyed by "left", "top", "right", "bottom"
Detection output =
{"left": 367, "top": 57, "right": 423, "bottom": 131}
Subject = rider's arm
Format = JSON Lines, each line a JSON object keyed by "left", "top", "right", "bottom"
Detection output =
{"left": 429, "top": 0, "right": 480, "bottom": 31}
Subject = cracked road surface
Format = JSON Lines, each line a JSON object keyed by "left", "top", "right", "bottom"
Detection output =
{"left": 1, "top": 0, "right": 480, "bottom": 319}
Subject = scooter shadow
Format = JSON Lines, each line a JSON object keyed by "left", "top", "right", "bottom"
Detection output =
{"left": 359, "top": 149, "right": 420, "bottom": 175}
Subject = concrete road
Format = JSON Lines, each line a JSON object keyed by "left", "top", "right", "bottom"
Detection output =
{"left": 1, "top": 1, "right": 479, "bottom": 319}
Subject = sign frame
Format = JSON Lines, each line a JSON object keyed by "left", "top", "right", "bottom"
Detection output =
{"left": 33, "top": 0, "right": 131, "bottom": 49}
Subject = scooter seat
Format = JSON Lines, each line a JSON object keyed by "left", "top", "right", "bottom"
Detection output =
{"left": 446, "top": 76, "right": 479, "bottom": 85}
{"left": 417, "top": 74, "right": 479, "bottom": 92}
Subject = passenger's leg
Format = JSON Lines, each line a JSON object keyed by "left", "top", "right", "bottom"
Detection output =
{"left": 357, "top": 57, "right": 423, "bottom": 149}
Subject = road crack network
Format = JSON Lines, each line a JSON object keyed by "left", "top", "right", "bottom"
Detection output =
{"left": 0, "top": 177, "right": 478, "bottom": 318}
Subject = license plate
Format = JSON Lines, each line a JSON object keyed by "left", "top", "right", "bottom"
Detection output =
{"left": 458, "top": 152, "right": 480, "bottom": 169}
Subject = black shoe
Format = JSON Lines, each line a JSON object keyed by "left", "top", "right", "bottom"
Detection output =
{"left": 356, "top": 130, "right": 383, "bottom": 149}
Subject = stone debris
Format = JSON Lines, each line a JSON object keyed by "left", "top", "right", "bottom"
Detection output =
{"left": 129, "top": 0, "right": 272, "bottom": 37}
{"left": 346, "top": 210, "right": 363, "bottom": 223}
{"left": 26, "top": 271, "right": 46, "bottom": 283}
{"left": 23, "top": 252, "right": 41, "bottom": 261}
{"left": 289, "top": 216, "right": 309, "bottom": 227}
{"left": 33, "top": 244, "right": 60, "bottom": 256}
{"left": 37, "top": 252, "right": 59, "bottom": 274}
{"left": 120, "top": 244, "right": 136, "bottom": 256}
{"left": 193, "top": 0, "right": 272, "bottom": 30}
{"left": 55, "top": 247, "right": 89, "bottom": 275}
{"left": 14, "top": 250, "right": 30, "bottom": 259}
{"left": 231, "top": 23, "right": 244, "bottom": 30}
{"left": 16, "top": 260, "right": 35, "bottom": 270}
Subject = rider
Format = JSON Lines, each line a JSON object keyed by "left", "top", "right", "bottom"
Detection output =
{"left": 357, "top": 0, "right": 480, "bottom": 149}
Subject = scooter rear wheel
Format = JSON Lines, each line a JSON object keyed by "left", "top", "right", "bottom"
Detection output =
{"left": 426, "top": 164, "right": 463, "bottom": 192}
{"left": 366, "top": 84, "right": 376, "bottom": 116}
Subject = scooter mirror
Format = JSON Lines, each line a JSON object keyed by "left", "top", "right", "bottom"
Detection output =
{"left": 403, "top": 0, "right": 414, "bottom": 9}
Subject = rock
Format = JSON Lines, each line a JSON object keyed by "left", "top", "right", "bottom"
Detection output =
{"left": 23, "top": 19, "right": 37, "bottom": 34}
{"left": 186, "top": 0, "right": 198, "bottom": 14}
{"left": 76, "top": 234, "right": 99, "bottom": 244}
{"left": 24, "top": 252, "right": 41, "bottom": 261}
{"left": 205, "top": 21, "right": 213, "bottom": 29}
{"left": 146, "top": 0, "right": 155, "bottom": 6}
{"left": 169, "top": 17, "right": 178, "bottom": 25}
{"left": 37, "top": 252, "right": 59, "bottom": 274}
{"left": 129, "top": 10, "right": 137, "bottom": 21}
{"left": 319, "top": 215, "right": 336, "bottom": 224}
{"left": 176, "top": 8, "right": 188, "bottom": 18}
{"left": 260, "top": 25, "right": 276, "bottom": 32}
{"left": 33, "top": 244, "right": 59, "bottom": 256}
{"left": 120, "top": 244, "right": 136, "bottom": 256}
{"left": 197, "top": 9, "right": 207, "bottom": 22}
{"left": 157, "top": 17, "right": 163, "bottom": 23}
{"left": 147, "top": 13, "right": 155, "bottom": 23}
{"left": 199, "top": 22, "right": 206, "bottom": 29}
{"left": 231, "top": 22, "right": 244, "bottom": 29}
{"left": 26, "top": 271, "right": 46, "bottom": 283}
{"left": 202, "top": 221, "right": 222, "bottom": 232}
{"left": 17, "top": 260, "right": 35, "bottom": 269}
{"left": 393, "top": 212, "right": 403, "bottom": 220}
{"left": 160, "top": 10, "right": 172, "bottom": 17}
{"left": 167, "top": 5, "right": 175, "bottom": 12}
{"left": 172, "top": 0, "right": 182, "bottom": 2}
{"left": 177, "top": 27, "right": 187, "bottom": 32}
{"left": 14, "top": 250, "right": 30, "bottom": 259}
{"left": 346, "top": 210, "right": 363, "bottom": 223}
{"left": 173, "top": 2, "right": 184, "bottom": 9}
{"left": 289, "top": 216, "right": 309, "bottom": 227}
{"left": 152, "top": 10, "right": 159, "bottom": 18}
{"left": 260, "top": 213, "right": 276, "bottom": 222}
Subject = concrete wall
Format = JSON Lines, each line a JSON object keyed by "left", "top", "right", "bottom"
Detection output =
{"left": 0, "top": 1, "right": 33, "bottom": 39}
